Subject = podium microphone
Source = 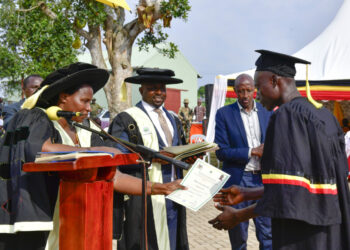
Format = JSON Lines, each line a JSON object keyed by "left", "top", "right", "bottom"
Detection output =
{"left": 46, "top": 106, "right": 81, "bottom": 121}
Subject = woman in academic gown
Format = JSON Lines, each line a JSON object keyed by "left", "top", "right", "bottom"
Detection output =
{"left": 0, "top": 62, "right": 183, "bottom": 250}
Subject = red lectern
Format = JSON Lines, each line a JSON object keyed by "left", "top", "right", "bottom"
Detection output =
{"left": 23, "top": 153, "right": 139, "bottom": 250}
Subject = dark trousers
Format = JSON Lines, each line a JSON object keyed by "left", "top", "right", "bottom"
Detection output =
{"left": 0, "top": 231, "right": 49, "bottom": 250}
{"left": 228, "top": 172, "right": 272, "bottom": 250}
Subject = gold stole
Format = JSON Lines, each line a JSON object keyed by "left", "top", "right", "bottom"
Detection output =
{"left": 125, "top": 107, "right": 170, "bottom": 250}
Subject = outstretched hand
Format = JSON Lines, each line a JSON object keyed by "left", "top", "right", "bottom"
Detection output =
{"left": 152, "top": 179, "right": 187, "bottom": 195}
{"left": 208, "top": 204, "right": 242, "bottom": 230}
{"left": 213, "top": 185, "right": 245, "bottom": 206}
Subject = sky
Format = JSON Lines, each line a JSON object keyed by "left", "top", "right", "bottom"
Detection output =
{"left": 127, "top": 0, "right": 344, "bottom": 87}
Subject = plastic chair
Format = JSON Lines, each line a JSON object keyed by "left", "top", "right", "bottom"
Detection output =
{"left": 204, "top": 151, "right": 220, "bottom": 167}
{"left": 190, "top": 134, "right": 206, "bottom": 144}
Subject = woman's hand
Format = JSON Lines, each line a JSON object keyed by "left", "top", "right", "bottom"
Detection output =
{"left": 90, "top": 146, "right": 122, "bottom": 155}
{"left": 151, "top": 179, "right": 187, "bottom": 195}
{"left": 42, "top": 139, "right": 122, "bottom": 156}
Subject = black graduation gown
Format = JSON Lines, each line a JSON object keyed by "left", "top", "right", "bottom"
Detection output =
{"left": 0, "top": 108, "right": 59, "bottom": 231}
{"left": 108, "top": 108, "right": 189, "bottom": 250}
{"left": 255, "top": 97, "right": 350, "bottom": 249}
{"left": 0, "top": 108, "right": 104, "bottom": 235}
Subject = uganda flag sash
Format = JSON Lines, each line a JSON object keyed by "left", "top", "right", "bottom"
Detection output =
{"left": 262, "top": 173, "right": 337, "bottom": 195}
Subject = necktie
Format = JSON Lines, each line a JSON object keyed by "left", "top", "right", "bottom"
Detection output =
{"left": 154, "top": 108, "right": 173, "bottom": 146}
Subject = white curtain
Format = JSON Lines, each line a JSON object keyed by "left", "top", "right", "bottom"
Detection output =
{"left": 206, "top": 75, "right": 228, "bottom": 142}
{"left": 345, "top": 131, "right": 350, "bottom": 157}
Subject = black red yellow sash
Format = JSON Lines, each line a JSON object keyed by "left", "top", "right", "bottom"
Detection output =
{"left": 262, "top": 173, "right": 337, "bottom": 195}
{"left": 226, "top": 85, "right": 350, "bottom": 100}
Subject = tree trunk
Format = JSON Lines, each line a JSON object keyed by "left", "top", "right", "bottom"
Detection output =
{"left": 103, "top": 33, "right": 133, "bottom": 119}
{"left": 85, "top": 25, "right": 106, "bottom": 69}
{"left": 103, "top": 17, "right": 144, "bottom": 119}
{"left": 95, "top": 1, "right": 161, "bottom": 119}
{"left": 85, "top": 24, "right": 133, "bottom": 119}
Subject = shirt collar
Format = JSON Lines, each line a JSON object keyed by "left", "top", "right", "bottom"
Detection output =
{"left": 142, "top": 100, "right": 164, "bottom": 113}
{"left": 237, "top": 100, "right": 258, "bottom": 113}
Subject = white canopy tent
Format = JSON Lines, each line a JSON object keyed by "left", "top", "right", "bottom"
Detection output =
{"left": 206, "top": 0, "right": 350, "bottom": 142}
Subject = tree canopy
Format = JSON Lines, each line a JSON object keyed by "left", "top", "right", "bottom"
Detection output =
{"left": 0, "top": 0, "right": 191, "bottom": 117}
{"left": 197, "top": 85, "right": 204, "bottom": 99}
{"left": 0, "top": 1, "right": 78, "bottom": 93}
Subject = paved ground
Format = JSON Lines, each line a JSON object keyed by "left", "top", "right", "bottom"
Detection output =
{"left": 113, "top": 200, "right": 259, "bottom": 250}
{"left": 187, "top": 200, "right": 259, "bottom": 250}
{"left": 187, "top": 152, "right": 259, "bottom": 249}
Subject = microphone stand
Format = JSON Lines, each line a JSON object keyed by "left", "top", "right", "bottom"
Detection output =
{"left": 69, "top": 120, "right": 190, "bottom": 170}
{"left": 67, "top": 119, "right": 189, "bottom": 250}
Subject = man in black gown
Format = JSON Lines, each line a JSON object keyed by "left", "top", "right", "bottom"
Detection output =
{"left": 109, "top": 68, "right": 188, "bottom": 250}
{"left": 209, "top": 50, "right": 350, "bottom": 250}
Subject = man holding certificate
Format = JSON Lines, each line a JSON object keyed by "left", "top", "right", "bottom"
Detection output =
{"left": 109, "top": 68, "right": 188, "bottom": 250}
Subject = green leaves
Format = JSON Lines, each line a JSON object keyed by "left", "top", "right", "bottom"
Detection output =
{"left": 136, "top": 0, "right": 190, "bottom": 58}
{"left": 137, "top": 28, "right": 179, "bottom": 59}
{"left": 161, "top": 0, "right": 191, "bottom": 20}
{"left": 73, "top": 0, "right": 108, "bottom": 27}
{"left": 0, "top": 0, "right": 78, "bottom": 91}
{"left": 0, "top": 45, "right": 23, "bottom": 94}
{"left": 0, "top": 0, "right": 191, "bottom": 96}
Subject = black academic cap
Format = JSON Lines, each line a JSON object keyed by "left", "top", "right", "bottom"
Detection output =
{"left": 124, "top": 68, "right": 183, "bottom": 84}
{"left": 255, "top": 50, "right": 311, "bottom": 78}
{"left": 41, "top": 62, "right": 109, "bottom": 94}
{"left": 37, "top": 62, "right": 109, "bottom": 108}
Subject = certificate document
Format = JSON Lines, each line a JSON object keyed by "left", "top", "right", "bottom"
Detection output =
{"left": 166, "top": 159, "right": 230, "bottom": 212}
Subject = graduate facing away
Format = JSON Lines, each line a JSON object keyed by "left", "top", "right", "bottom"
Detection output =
{"left": 209, "top": 50, "right": 350, "bottom": 250}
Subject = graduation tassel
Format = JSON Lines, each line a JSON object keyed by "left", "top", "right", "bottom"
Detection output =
{"left": 305, "top": 64, "right": 322, "bottom": 109}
